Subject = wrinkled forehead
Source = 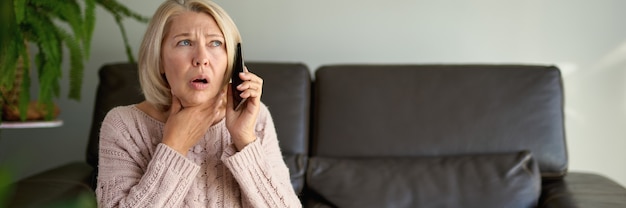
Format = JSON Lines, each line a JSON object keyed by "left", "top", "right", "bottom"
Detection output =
{"left": 164, "top": 11, "right": 223, "bottom": 38}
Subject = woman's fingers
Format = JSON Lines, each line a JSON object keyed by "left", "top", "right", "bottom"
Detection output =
{"left": 235, "top": 71, "right": 263, "bottom": 99}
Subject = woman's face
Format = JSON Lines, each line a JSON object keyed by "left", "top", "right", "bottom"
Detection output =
{"left": 161, "top": 11, "right": 227, "bottom": 107}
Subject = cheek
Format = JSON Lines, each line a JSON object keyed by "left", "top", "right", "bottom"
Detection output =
{"left": 162, "top": 52, "right": 185, "bottom": 71}
{"left": 161, "top": 51, "right": 187, "bottom": 84}
{"left": 162, "top": 68, "right": 186, "bottom": 98}
{"left": 208, "top": 51, "right": 228, "bottom": 84}
{"left": 209, "top": 50, "right": 228, "bottom": 65}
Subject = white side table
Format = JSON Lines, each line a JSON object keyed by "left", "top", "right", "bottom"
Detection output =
{"left": 0, "top": 120, "right": 63, "bottom": 129}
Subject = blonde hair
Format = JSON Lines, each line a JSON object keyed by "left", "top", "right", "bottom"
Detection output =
{"left": 138, "top": 0, "right": 241, "bottom": 110}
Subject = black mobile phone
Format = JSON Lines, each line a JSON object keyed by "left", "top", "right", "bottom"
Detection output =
{"left": 231, "top": 43, "right": 247, "bottom": 111}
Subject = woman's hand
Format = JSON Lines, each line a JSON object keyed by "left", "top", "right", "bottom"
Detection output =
{"left": 162, "top": 91, "right": 225, "bottom": 156}
{"left": 226, "top": 66, "right": 263, "bottom": 151}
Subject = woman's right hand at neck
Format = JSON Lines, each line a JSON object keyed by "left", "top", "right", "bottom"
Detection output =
{"left": 161, "top": 91, "right": 225, "bottom": 156}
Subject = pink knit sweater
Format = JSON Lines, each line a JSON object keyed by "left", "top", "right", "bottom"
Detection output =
{"left": 96, "top": 103, "right": 301, "bottom": 207}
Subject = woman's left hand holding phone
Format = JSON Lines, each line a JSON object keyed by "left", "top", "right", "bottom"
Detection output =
{"left": 226, "top": 66, "right": 263, "bottom": 151}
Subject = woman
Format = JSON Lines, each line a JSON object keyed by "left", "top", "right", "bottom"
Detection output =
{"left": 96, "top": 0, "right": 301, "bottom": 207}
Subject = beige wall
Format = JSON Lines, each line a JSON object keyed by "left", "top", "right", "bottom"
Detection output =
{"left": 1, "top": 0, "right": 624, "bottom": 187}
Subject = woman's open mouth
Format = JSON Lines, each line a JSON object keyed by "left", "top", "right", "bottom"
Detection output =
{"left": 193, "top": 78, "right": 208, "bottom": 84}
{"left": 190, "top": 78, "right": 209, "bottom": 90}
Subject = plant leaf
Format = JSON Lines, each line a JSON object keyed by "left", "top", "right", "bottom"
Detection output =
{"left": 96, "top": 0, "right": 150, "bottom": 23}
{"left": 1, "top": 0, "right": 22, "bottom": 94}
{"left": 25, "top": 9, "right": 64, "bottom": 115}
{"left": 13, "top": 0, "right": 26, "bottom": 24}
{"left": 17, "top": 47, "right": 30, "bottom": 121}
{"left": 30, "top": 0, "right": 84, "bottom": 44}
{"left": 0, "top": 165, "right": 15, "bottom": 207}
{"left": 114, "top": 14, "right": 135, "bottom": 63}
{"left": 96, "top": 0, "right": 150, "bottom": 62}
{"left": 84, "top": 0, "right": 96, "bottom": 59}
{"left": 56, "top": 28, "right": 84, "bottom": 100}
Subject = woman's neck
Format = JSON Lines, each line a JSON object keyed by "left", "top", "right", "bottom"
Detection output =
{"left": 136, "top": 100, "right": 226, "bottom": 126}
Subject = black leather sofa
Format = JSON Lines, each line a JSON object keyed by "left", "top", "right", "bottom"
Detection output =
{"left": 5, "top": 62, "right": 626, "bottom": 207}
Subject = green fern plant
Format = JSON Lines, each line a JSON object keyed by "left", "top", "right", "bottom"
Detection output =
{"left": 0, "top": 0, "right": 148, "bottom": 121}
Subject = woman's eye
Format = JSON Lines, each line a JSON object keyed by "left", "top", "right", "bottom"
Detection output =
{"left": 177, "top": 40, "right": 191, "bottom": 46}
{"left": 209, "top": 40, "right": 222, "bottom": 47}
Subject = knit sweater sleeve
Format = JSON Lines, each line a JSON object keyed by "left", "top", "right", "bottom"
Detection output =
{"left": 96, "top": 107, "right": 200, "bottom": 208}
{"left": 221, "top": 104, "right": 302, "bottom": 208}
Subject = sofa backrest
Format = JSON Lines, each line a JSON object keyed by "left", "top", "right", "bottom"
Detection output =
{"left": 243, "top": 62, "right": 311, "bottom": 194}
{"left": 86, "top": 62, "right": 311, "bottom": 194}
{"left": 311, "top": 65, "right": 567, "bottom": 178}
{"left": 87, "top": 63, "right": 144, "bottom": 175}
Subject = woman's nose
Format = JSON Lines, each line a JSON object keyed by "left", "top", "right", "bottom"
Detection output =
{"left": 193, "top": 47, "right": 209, "bottom": 67}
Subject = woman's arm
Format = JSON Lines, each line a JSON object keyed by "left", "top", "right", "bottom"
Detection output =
{"left": 222, "top": 104, "right": 302, "bottom": 208}
{"left": 96, "top": 107, "right": 200, "bottom": 208}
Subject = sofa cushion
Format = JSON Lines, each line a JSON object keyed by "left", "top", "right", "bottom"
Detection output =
{"left": 306, "top": 151, "right": 540, "bottom": 208}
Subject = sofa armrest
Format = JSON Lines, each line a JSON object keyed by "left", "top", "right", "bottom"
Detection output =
{"left": 540, "top": 172, "right": 626, "bottom": 208}
{"left": 7, "top": 161, "right": 96, "bottom": 207}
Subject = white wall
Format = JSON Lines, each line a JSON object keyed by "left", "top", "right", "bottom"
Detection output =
{"left": 1, "top": 0, "right": 624, "bottom": 187}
